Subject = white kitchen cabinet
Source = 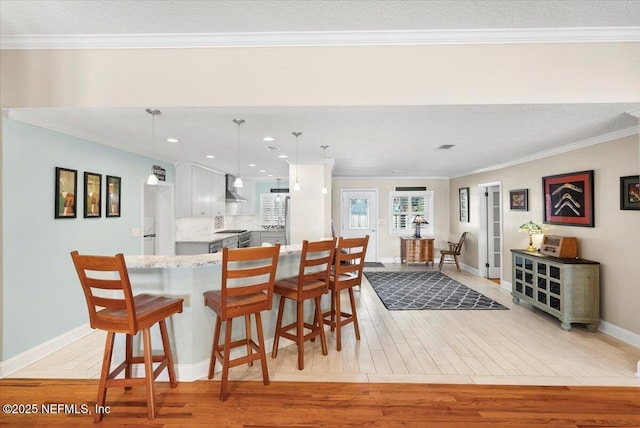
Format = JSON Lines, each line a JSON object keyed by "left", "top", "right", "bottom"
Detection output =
{"left": 176, "top": 163, "right": 225, "bottom": 217}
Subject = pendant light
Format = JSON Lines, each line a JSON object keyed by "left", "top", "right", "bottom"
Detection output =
{"left": 145, "top": 108, "right": 161, "bottom": 185}
{"left": 320, "top": 145, "right": 329, "bottom": 195}
{"left": 232, "top": 118, "right": 245, "bottom": 188}
{"left": 292, "top": 131, "right": 301, "bottom": 191}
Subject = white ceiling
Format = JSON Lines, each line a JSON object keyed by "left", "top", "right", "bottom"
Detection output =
{"left": 2, "top": 1, "right": 640, "bottom": 179}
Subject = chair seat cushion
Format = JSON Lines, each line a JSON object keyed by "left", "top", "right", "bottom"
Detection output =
{"left": 96, "top": 294, "right": 183, "bottom": 333}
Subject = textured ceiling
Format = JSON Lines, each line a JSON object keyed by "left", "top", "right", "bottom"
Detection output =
{"left": 2, "top": 0, "right": 640, "bottom": 35}
{"left": 1, "top": 1, "right": 639, "bottom": 179}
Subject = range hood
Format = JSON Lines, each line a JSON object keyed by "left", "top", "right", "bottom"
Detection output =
{"left": 225, "top": 174, "right": 247, "bottom": 203}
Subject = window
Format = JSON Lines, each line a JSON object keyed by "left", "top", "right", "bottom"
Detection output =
{"left": 390, "top": 191, "right": 434, "bottom": 235}
{"left": 349, "top": 197, "right": 370, "bottom": 229}
{"left": 260, "top": 193, "right": 288, "bottom": 226}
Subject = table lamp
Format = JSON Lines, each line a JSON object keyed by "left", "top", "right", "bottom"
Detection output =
{"left": 412, "top": 215, "right": 428, "bottom": 238}
{"left": 519, "top": 220, "right": 543, "bottom": 252}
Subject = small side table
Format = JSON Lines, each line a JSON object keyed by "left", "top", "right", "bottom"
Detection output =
{"left": 400, "top": 237, "right": 434, "bottom": 265}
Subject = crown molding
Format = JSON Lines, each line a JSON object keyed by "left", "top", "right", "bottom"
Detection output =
{"left": 2, "top": 27, "right": 639, "bottom": 50}
{"left": 457, "top": 126, "right": 639, "bottom": 178}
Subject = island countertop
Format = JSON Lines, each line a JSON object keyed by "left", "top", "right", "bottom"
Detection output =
{"left": 125, "top": 243, "right": 303, "bottom": 269}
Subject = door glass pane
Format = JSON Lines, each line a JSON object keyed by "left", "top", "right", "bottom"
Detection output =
{"left": 350, "top": 197, "right": 369, "bottom": 229}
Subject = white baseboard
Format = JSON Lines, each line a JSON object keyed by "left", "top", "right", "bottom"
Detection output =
{"left": 598, "top": 320, "right": 640, "bottom": 348}
{"left": 459, "top": 262, "right": 480, "bottom": 277}
{"left": 0, "top": 323, "right": 93, "bottom": 378}
{"left": 501, "top": 280, "right": 512, "bottom": 292}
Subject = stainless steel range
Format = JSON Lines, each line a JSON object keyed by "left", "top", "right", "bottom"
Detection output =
{"left": 215, "top": 230, "right": 251, "bottom": 248}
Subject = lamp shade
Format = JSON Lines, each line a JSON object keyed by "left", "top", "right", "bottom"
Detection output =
{"left": 413, "top": 215, "right": 428, "bottom": 225}
{"left": 519, "top": 220, "right": 542, "bottom": 234}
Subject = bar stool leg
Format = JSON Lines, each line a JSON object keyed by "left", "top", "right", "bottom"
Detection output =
{"left": 208, "top": 316, "right": 222, "bottom": 379}
{"left": 124, "top": 334, "right": 133, "bottom": 391}
{"left": 255, "top": 312, "right": 270, "bottom": 386}
{"left": 348, "top": 287, "right": 360, "bottom": 340}
{"left": 95, "top": 331, "right": 115, "bottom": 423}
{"left": 297, "top": 300, "right": 304, "bottom": 370}
{"left": 245, "top": 315, "right": 253, "bottom": 367}
{"left": 159, "top": 319, "right": 178, "bottom": 387}
{"left": 220, "top": 318, "right": 233, "bottom": 401}
{"left": 142, "top": 328, "right": 156, "bottom": 419}
{"left": 315, "top": 296, "right": 328, "bottom": 355}
{"left": 335, "top": 290, "right": 342, "bottom": 351}
{"left": 271, "top": 297, "right": 286, "bottom": 358}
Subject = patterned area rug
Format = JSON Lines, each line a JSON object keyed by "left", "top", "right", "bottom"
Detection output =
{"left": 364, "top": 271, "right": 508, "bottom": 310}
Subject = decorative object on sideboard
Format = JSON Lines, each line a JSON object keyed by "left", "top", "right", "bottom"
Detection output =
{"left": 106, "top": 175, "right": 121, "bottom": 217}
{"left": 145, "top": 108, "right": 161, "bottom": 185}
{"left": 55, "top": 166, "right": 77, "bottom": 219}
{"left": 509, "top": 188, "right": 528, "bottom": 211}
{"left": 620, "top": 175, "right": 640, "bottom": 210}
{"left": 542, "top": 170, "right": 594, "bottom": 227}
{"left": 518, "top": 220, "right": 543, "bottom": 252}
{"left": 539, "top": 235, "right": 578, "bottom": 258}
{"left": 232, "top": 118, "right": 245, "bottom": 188}
{"left": 412, "top": 214, "right": 429, "bottom": 238}
{"left": 83, "top": 171, "right": 102, "bottom": 218}
{"left": 292, "top": 131, "right": 302, "bottom": 191}
{"left": 459, "top": 187, "right": 469, "bottom": 222}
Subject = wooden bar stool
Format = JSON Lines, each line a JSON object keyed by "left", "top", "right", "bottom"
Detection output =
{"left": 204, "top": 244, "right": 280, "bottom": 401}
{"left": 322, "top": 235, "right": 369, "bottom": 351}
{"left": 70, "top": 251, "right": 183, "bottom": 422}
{"left": 271, "top": 238, "right": 336, "bottom": 370}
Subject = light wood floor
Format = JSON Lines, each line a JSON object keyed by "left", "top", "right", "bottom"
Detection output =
{"left": 8, "top": 264, "right": 640, "bottom": 387}
{"left": 2, "top": 379, "right": 639, "bottom": 427}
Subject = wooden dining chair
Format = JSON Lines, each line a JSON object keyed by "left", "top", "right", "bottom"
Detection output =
{"left": 204, "top": 244, "right": 280, "bottom": 401}
{"left": 438, "top": 232, "right": 468, "bottom": 271}
{"left": 271, "top": 238, "right": 336, "bottom": 370}
{"left": 70, "top": 251, "right": 183, "bottom": 422}
{"left": 322, "top": 235, "right": 369, "bottom": 352}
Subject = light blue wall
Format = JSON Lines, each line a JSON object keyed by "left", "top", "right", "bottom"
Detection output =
{"left": 1, "top": 119, "right": 175, "bottom": 360}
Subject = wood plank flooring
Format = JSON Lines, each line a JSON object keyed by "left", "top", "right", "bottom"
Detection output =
{"left": 7, "top": 264, "right": 640, "bottom": 386}
{"left": 1, "top": 379, "right": 639, "bottom": 427}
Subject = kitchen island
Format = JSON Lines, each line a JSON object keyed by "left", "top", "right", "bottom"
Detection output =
{"left": 122, "top": 244, "right": 314, "bottom": 381}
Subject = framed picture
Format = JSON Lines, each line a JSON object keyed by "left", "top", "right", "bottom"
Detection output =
{"left": 510, "top": 189, "right": 528, "bottom": 211}
{"left": 620, "top": 175, "right": 640, "bottom": 210}
{"left": 55, "top": 167, "right": 77, "bottom": 219}
{"left": 459, "top": 187, "right": 469, "bottom": 222}
{"left": 543, "top": 170, "right": 594, "bottom": 227}
{"left": 84, "top": 172, "right": 102, "bottom": 218}
{"left": 106, "top": 175, "right": 121, "bottom": 217}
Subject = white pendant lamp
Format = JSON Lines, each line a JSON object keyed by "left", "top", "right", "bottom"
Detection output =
{"left": 233, "top": 119, "right": 245, "bottom": 188}
{"left": 145, "top": 108, "right": 160, "bottom": 185}
{"left": 320, "top": 145, "right": 329, "bottom": 194}
{"left": 292, "top": 131, "right": 301, "bottom": 191}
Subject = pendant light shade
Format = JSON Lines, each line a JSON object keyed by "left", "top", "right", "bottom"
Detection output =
{"left": 146, "top": 108, "right": 161, "bottom": 185}
{"left": 292, "top": 131, "right": 302, "bottom": 191}
{"left": 233, "top": 118, "right": 245, "bottom": 188}
{"left": 320, "top": 145, "right": 329, "bottom": 195}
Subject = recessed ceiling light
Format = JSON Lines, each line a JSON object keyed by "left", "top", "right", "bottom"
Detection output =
{"left": 267, "top": 174, "right": 274, "bottom": 177}
{"left": 277, "top": 154, "right": 288, "bottom": 159}
{"left": 166, "top": 138, "right": 180, "bottom": 143}
{"left": 248, "top": 163, "right": 256, "bottom": 167}
{"left": 263, "top": 136, "right": 275, "bottom": 142}
{"left": 206, "top": 155, "right": 215, "bottom": 159}
{"left": 259, "top": 169, "right": 266, "bottom": 173}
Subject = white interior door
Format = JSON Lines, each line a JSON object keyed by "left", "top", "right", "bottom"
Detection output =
{"left": 487, "top": 186, "right": 501, "bottom": 278}
{"left": 340, "top": 189, "right": 377, "bottom": 262}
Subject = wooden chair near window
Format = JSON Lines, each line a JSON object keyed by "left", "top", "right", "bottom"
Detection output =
{"left": 322, "top": 235, "right": 369, "bottom": 352}
{"left": 271, "top": 238, "right": 336, "bottom": 370}
{"left": 70, "top": 251, "right": 184, "bottom": 422}
{"left": 203, "top": 244, "right": 280, "bottom": 401}
{"left": 438, "top": 232, "right": 468, "bottom": 271}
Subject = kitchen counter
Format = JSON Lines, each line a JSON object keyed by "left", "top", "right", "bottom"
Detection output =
{"left": 121, "top": 243, "right": 311, "bottom": 382}
{"left": 126, "top": 243, "right": 302, "bottom": 268}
